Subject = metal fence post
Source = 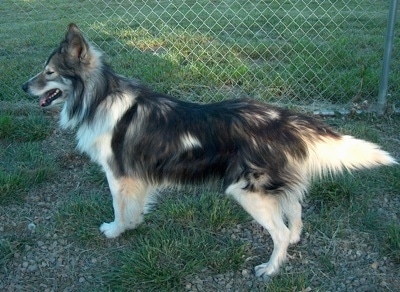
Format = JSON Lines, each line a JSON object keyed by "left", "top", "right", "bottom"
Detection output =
{"left": 377, "top": 0, "right": 399, "bottom": 115}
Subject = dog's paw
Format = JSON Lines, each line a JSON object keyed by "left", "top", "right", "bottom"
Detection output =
{"left": 100, "top": 222, "right": 124, "bottom": 238}
{"left": 254, "top": 262, "right": 279, "bottom": 281}
{"left": 289, "top": 233, "right": 301, "bottom": 245}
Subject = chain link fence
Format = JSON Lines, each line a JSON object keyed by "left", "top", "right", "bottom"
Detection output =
{"left": 2, "top": 0, "right": 399, "bottom": 112}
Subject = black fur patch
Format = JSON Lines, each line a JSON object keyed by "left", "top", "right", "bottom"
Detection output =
{"left": 111, "top": 102, "right": 138, "bottom": 176}
{"left": 110, "top": 90, "right": 339, "bottom": 194}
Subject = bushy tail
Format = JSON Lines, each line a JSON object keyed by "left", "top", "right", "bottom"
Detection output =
{"left": 307, "top": 135, "right": 397, "bottom": 178}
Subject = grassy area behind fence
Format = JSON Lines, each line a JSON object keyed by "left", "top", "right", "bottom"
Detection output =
{"left": 1, "top": 0, "right": 399, "bottom": 109}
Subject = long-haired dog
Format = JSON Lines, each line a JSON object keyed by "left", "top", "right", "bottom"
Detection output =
{"left": 22, "top": 23, "right": 397, "bottom": 278}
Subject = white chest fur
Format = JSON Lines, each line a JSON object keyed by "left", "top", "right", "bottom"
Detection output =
{"left": 63, "top": 93, "right": 136, "bottom": 166}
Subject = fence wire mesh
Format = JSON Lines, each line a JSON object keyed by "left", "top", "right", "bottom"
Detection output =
{"left": 2, "top": 0, "right": 399, "bottom": 111}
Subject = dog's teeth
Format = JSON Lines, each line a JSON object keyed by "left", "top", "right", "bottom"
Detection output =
{"left": 49, "top": 89, "right": 59, "bottom": 98}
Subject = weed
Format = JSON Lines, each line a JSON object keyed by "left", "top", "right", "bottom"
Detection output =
{"left": 267, "top": 271, "right": 310, "bottom": 291}
{"left": 0, "top": 237, "right": 28, "bottom": 267}
{"left": 0, "top": 142, "right": 57, "bottom": 205}
{"left": 84, "top": 164, "right": 107, "bottom": 186}
{"left": 0, "top": 239, "right": 15, "bottom": 267}
{"left": 0, "top": 107, "right": 52, "bottom": 142}
{"left": 56, "top": 193, "right": 113, "bottom": 242}
{"left": 384, "top": 222, "right": 400, "bottom": 263}
{"left": 310, "top": 175, "right": 359, "bottom": 209}
{"left": 317, "top": 254, "right": 337, "bottom": 274}
{"left": 161, "top": 191, "right": 249, "bottom": 230}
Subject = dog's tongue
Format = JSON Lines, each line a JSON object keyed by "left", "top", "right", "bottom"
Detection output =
{"left": 39, "top": 95, "right": 49, "bottom": 107}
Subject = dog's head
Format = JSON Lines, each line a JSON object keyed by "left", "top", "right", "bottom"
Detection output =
{"left": 22, "top": 23, "right": 99, "bottom": 108}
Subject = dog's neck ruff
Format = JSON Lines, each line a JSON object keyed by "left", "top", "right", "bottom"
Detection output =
{"left": 60, "top": 51, "right": 101, "bottom": 129}
{"left": 60, "top": 72, "right": 136, "bottom": 162}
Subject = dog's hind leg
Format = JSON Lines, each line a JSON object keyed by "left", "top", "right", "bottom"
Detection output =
{"left": 226, "top": 182, "right": 290, "bottom": 279}
{"left": 284, "top": 199, "right": 303, "bottom": 245}
{"left": 100, "top": 171, "right": 151, "bottom": 238}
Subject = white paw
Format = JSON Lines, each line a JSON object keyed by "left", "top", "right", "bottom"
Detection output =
{"left": 100, "top": 222, "right": 124, "bottom": 238}
{"left": 255, "top": 262, "right": 279, "bottom": 281}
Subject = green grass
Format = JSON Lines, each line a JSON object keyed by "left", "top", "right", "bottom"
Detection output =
{"left": 157, "top": 191, "right": 250, "bottom": 231}
{"left": 1, "top": 0, "right": 398, "bottom": 106}
{"left": 384, "top": 222, "right": 400, "bottom": 263}
{"left": 0, "top": 87, "right": 61, "bottom": 206}
{"left": 0, "top": 106, "right": 52, "bottom": 142}
{"left": 267, "top": 272, "right": 310, "bottom": 291}
{"left": 310, "top": 175, "right": 360, "bottom": 209}
{"left": 0, "top": 103, "right": 56, "bottom": 205}
{"left": 84, "top": 164, "right": 107, "bottom": 187}
{"left": 306, "top": 116, "right": 400, "bottom": 266}
{"left": 0, "top": 141, "right": 57, "bottom": 205}
{"left": 1, "top": 1, "right": 399, "bottom": 290}
{"left": 55, "top": 192, "right": 113, "bottom": 242}
{"left": 104, "top": 226, "right": 246, "bottom": 290}
{"left": 381, "top": 166, "right": 400, "bottom": 192}
{"left": 0, "top": 237, "right": 31, "bottom": 268}
{"left": 56, "top": 191, "right": 249, "bottom": 290}
{"left": 0, "top": 239, "right": 16, "bottom": 267}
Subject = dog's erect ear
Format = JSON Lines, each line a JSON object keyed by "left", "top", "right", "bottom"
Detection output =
{"left": 63, "top": 23, "right": 89, "bottom": 62}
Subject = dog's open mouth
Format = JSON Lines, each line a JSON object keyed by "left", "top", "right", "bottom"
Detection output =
{"left": 39, "top": 89, "right": 63, "bottom": 107}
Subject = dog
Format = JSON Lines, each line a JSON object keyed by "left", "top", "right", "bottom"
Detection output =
{"left": 22, "top": 23, "right": 397, "bottom": 279}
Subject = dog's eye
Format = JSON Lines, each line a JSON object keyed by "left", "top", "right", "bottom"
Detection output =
{"left": 46, "top": 71, "right": 54, "bottom": 75}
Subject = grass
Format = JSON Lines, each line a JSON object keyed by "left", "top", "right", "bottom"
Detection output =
{"left": 0, "top": 105, "right": 52, "bottom": 142}
{"left": 1, "top": 0, "right": 399, "bottom": 106}
{"left": 306, "top": 117, "right": 400, "bottom": 265}
{"left": 55, "top": 192, "right": 113, "bottom": 242}
{"left": 56, "top": 190, "right": 249, "bottom": 290}
{"left": 0, "top": 143, "right": 57, "bottom": 204}
{"left": 384, "top": 222, "right": 400, "bottom": 263}
{"left": 268, "top": 272, "right": 310, "bottom": 291}
{"left": 0, "top": 105, "right": 57, "bottom": 204}
{"left": 49, "top": 114, "right": 400, "bottom": 290}
{"left": 1, "top": 110, "right": 399, "bottom": 290}
{"left": 158, "top": 191, "right": 250, "bottom": 230}
{"left": 0, "top": 0, "right": 399, "bottom": 290}
{"left": 0, "top": 237, "right": 31, "bottom": 268}
{"left": 104, "top": 226, "right": 246, "bottom": 290}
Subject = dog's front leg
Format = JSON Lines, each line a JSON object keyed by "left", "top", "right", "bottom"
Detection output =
{"left": 100, "top": 170, "right": 149, "bottom": 238}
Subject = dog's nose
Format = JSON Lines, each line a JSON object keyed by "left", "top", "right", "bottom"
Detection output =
{"left": 22, "top": 82, "right": 29, "bottom": 92}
